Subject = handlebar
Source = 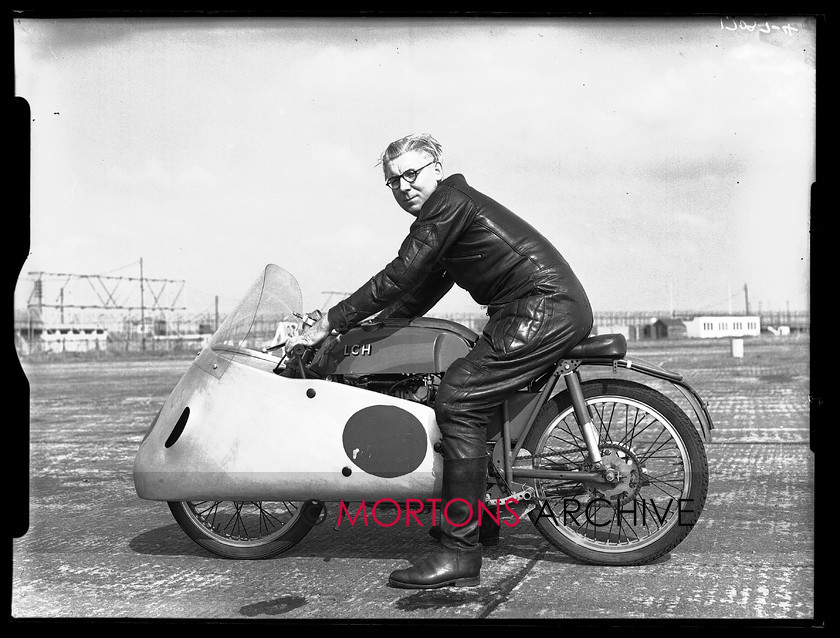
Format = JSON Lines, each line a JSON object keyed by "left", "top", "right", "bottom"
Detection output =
{"left": 272, "top": 342, "right": 318, "bottom": 379}
{"left": 263, "top": 342, "right": 309, "bottom": 356}
{"left": 270, "top": 309, "right": 326, "bottom": 378}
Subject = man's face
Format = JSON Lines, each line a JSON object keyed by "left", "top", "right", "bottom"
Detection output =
{"left": 384, "top": 150, "right": 443, "bottom": 216}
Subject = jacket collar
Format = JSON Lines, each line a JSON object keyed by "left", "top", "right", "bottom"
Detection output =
{"left": 440, "top": 173, "right": 468, "bottom": 189}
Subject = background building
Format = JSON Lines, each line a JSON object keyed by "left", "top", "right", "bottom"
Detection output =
{"left": 643, "top": 318, "right": 689, "bottom": 340}
{"left": 683, "top": 315, "right": 761, "bottom": 339}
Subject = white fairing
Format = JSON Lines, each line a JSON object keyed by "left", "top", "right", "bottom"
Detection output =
{"left": 133, "top": 348, "right": 443, "bottom": 502}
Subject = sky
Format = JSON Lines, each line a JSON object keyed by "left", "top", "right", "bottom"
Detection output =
{"left": 12, "top": 15, "right": 816, "bottom": 323}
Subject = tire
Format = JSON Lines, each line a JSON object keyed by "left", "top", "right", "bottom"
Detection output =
{"left": 521, "top": 378, "right": 708, "bottom": 566}
{"left": 168, "top": 499, "right": 324, "bottom": 560}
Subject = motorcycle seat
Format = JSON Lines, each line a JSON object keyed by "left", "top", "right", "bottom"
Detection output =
{"left": 565, "top": 333, "right": 627, "bottom": 360}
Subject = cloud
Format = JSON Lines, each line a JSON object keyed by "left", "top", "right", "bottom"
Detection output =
{"left": 106, "top": 159, "right": 166, "bottom": 185}
{"left": 106, "top": 158, "right": 217, "bottom": 189}
{"left": 176, "top": 165, "right": 216, "bottom": 187}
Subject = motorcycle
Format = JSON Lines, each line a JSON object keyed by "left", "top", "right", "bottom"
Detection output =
{"left": 134, "top": 264, "right": 712, "bottom": 566}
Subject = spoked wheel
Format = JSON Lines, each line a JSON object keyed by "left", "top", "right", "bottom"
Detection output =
{"left": 521, "top": 379, "right": 708, "bottom": 566}
{"left": 168, "top": 499, "right": 325, "bottom": 559}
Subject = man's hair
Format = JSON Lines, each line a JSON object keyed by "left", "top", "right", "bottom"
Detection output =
{"left": 378, "top": 133, "right": 443, "bottom": 171}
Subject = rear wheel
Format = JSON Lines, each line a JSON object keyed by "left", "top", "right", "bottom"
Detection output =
{"left": 521, "top": 379, "right": 708, "bottom": 565}
{"left": 168, "top": 499, "right": 324, "bottom": 559}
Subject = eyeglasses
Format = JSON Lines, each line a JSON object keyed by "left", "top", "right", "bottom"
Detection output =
{"left": 385, "top": 160, "right": 436, "bottom": 190}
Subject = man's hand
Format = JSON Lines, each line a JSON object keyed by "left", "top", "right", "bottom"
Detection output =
{"left": 284, "top": 313, "right": 332, "bottom": 356}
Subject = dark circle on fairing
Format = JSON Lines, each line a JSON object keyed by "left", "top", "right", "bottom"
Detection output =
{"left": 342, "top": 406, "right": 427, "bottom": 478}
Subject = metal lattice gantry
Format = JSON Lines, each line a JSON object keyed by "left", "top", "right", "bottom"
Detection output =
{"left": 25, "top": 259, "right": 186, "bottom": 349}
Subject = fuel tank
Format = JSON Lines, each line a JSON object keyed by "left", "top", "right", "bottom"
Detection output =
{"left": 312, "top": 317, "right": 477, "bottom": 376}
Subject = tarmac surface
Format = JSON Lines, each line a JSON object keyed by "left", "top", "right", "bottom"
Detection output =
{"left": 10, "top": 338, "right": 818, "bottom": 624}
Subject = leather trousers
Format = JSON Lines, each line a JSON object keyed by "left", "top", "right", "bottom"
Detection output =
{"left": 433, "top": 291, "right": 593, "bottom": 549}
{"left": 435, "top": 291, "right": 593, "bottom": 461}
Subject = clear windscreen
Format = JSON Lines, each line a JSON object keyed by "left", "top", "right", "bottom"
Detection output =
{"left": 208, "top": 264, "right": 303, "bottom": 355}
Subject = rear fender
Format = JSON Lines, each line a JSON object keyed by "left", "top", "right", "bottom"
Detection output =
{"left": 579, "top": 356, "right": 714, "bottom": 444}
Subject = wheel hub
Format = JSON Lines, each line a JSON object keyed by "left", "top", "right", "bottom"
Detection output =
{"left": 583, "top": 443, "right": 644, "bottom": 503}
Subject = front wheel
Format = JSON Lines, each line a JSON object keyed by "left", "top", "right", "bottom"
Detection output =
{"left": 521, "top": 379, "right": 708, "bottom": 566}
{"left": 168, "top": 499, "right": 324, "bottom": 559}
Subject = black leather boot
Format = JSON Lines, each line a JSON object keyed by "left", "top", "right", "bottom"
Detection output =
{"left": 389, "top": 456, "right": 487, "bottom": 589}
{"left": 428, "top": 455, "right": 500, "bottom": 546}
{"left": 388, "top": 546, "right": 482, "bottom": 589}
{"left": 427, "top": 515, "right": 501, "bottom": 547}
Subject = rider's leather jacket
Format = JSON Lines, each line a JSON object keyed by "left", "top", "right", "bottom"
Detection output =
{"left": 327, "top": 173, "right": 590, "bottom": 331}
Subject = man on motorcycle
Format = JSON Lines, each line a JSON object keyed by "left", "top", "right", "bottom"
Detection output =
{"left": 285, "top": 133, "right": 593, "bottom": 589}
